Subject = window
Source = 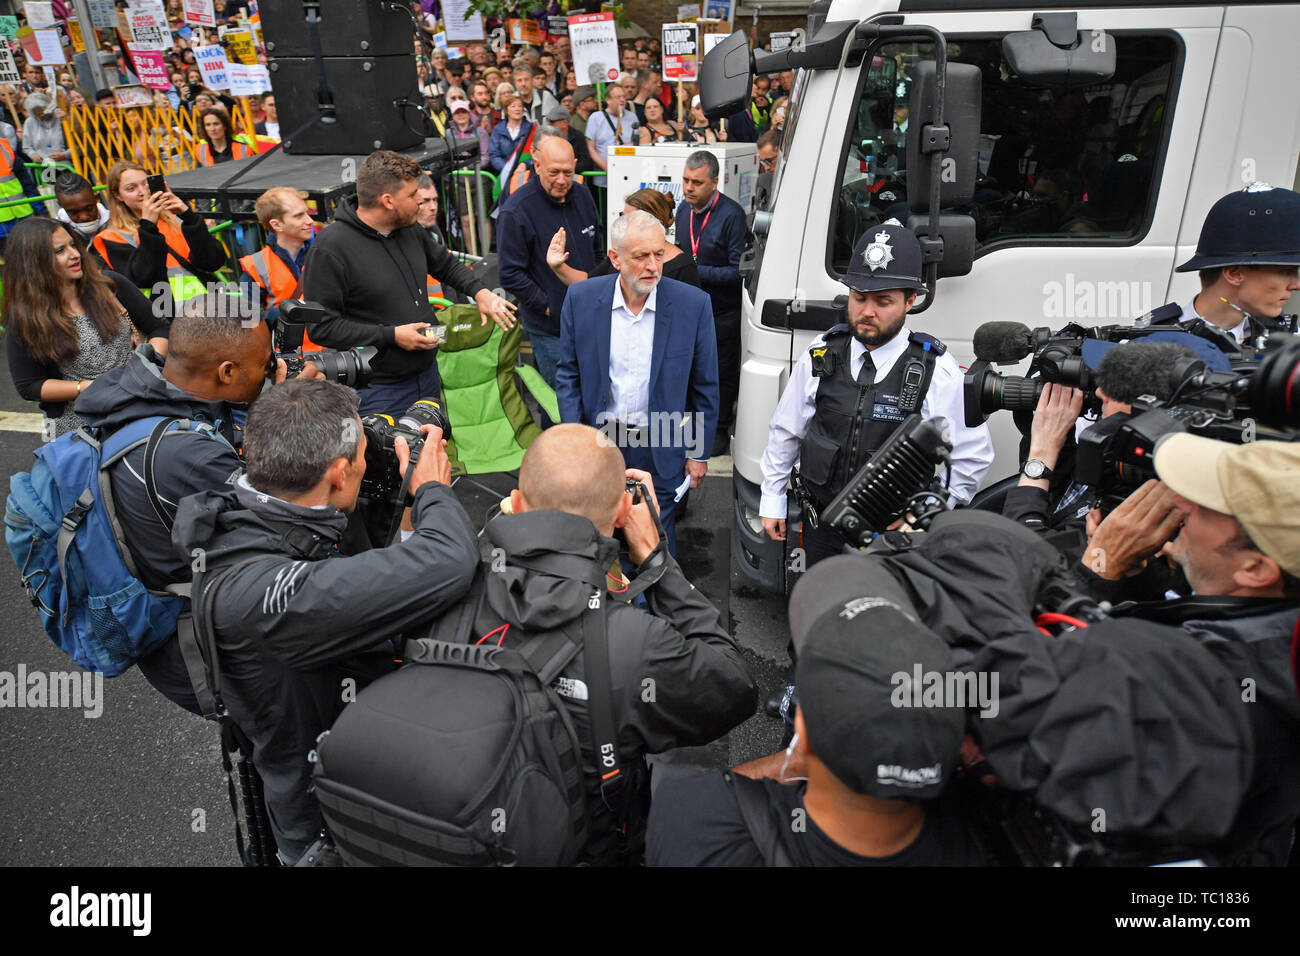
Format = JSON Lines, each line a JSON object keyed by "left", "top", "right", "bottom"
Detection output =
{"left": 829, "top": 35, "right": 1180, "bottom": 276}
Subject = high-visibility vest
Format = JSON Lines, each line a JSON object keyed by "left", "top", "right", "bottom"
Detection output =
{"left": 0, "top": 139, "right": 33, "bottom": 222}
{"left": 240, "top": 246, "right": 323, "bottom": 345}
{"left": 196, "top": 140, "right": 255, "bottom": 166}
{"left": 426, "top": 274, "right": 444, "bottom": 303}
{"left": 91, "top": 218, "right": 209, "bottom": 304}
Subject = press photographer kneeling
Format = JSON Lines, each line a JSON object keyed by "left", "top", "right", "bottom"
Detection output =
{"left": 171, "top": 379, "right": 478, "bottom": 864}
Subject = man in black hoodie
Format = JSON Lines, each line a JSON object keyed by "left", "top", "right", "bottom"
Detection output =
{"left": 170, "top": 379, "right": 478, "bottom": 863}
{"left": 476, "top": 423, "right": 756, "bottom": 863}
{"left": 75, "top": 306, "right": 319, "bottom": 712}
{"left": 302, "top": 150, "right": 518, "bottom": 416}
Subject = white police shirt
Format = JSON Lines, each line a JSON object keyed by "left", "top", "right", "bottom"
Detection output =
{"left": 1176, "top": 298, "right": 1250, "bottom": 344}
{"left": 759, "top": 326, "right": 995, "bottom": 519}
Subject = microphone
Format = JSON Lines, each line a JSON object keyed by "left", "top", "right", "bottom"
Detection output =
{"left": 973, "top": 321, "right": 1037, "bottom": 364}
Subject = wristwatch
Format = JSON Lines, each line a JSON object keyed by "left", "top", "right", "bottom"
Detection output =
{"left": 1021, "top": 459, "right": 1054, "bottom": 480}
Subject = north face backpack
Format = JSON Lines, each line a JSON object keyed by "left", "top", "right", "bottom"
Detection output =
{"left": 311, "top": 561, "right": 628, "bottom": 867}
{"left": 4, "top": 417, "right": 234, "bottom": 676}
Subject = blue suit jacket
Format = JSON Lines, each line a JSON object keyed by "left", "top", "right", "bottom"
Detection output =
{"left": 556, "top": 274, "right": 719, "bottom": 479}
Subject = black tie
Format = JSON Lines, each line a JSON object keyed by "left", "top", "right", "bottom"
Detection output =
{"left": 857, "top": 352, "right": 876, "bottom": 387}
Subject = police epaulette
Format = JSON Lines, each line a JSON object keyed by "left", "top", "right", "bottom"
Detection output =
{"left": 907, "top": 331, "right": 947, "bottom": 355}
{"left": 820, "top": 322, "right": 851, "bottom": 341}
{"left": 1134, "top": 302, "right": 1183, "bottom": 327}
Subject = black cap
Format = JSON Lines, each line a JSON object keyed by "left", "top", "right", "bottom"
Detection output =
{"left": 789, "top": 556, "right": 964, "bottom": 800}
{"left": 1175, "top": 183, "right": 1300, "bottom": 272}
{"left": 841, "top": 219, "right": 925, "bottom": 293}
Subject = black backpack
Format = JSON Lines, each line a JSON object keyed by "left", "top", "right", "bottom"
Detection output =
{"left": 311, "top": 561, "right": 628, "bottom": 867}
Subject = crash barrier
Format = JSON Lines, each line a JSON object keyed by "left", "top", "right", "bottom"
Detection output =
{"left": 60, "top": 100, "right": 259, "bottom": 187}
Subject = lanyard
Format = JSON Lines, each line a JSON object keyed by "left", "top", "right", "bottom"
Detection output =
{"left": 689, "top": 192, "right": 719, "bottom": 259}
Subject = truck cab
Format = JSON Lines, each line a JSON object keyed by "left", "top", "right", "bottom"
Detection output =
{"left": 713, "top": 0, "right": 1300, "bottom": 592}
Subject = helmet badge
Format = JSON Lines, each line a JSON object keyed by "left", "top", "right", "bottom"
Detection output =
{"left": 863, "top": 230, "right": 895, "bottom": 271}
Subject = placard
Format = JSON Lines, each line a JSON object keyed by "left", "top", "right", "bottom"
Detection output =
{"left": 507, "top": 18, "right": 542, "bottom": 46}
{"left": 702, "top": 0, "right": 732, "bottom": 21}
{"left": 87, "top": 0, "right": 118, "bottom": 30}
{"left": 131, "top": 48, "right": 170, "bottom": 90}
{"left": 23, "top": 2, "right": 56, "bottom": 29}
{"left": 546, "top": 16, "right": 568, "bottom": 36}
{"left": 19, "top": 26, "right": 66, "bottom": 65}
{"left": 769, "top": 31, "right": 797, "bottom": 53}
{"left": 0, "top": 17, "right": 17, "bottom": 41}
{"left": 661, "top": 23, "right": 699, "bottom": 82}
{"left": 112, "top": 83, "right": 153, "bottom": 108}
{"left": 223, "top": 28, "right": 256, "bottom": 65}
{"left": 704, "top": 32, "right": 727, "bottom": 56}
{"left": 127, "top": 2, "right": 169, "bottom": 51}
{"left": 195, "top": 43, "right": 229, "bottom": 90}
{"left": 677, "top": 4, "right": 700, "bottom": 22}
{"left": 228, "top": 62, "right": 270, "bottom": 96}
{"left": 443, "top": 0, "right": 485, "bottom": 43}
{"left": 0, "top": 45, "right": 20, "bottom": 84}
{"left": 569, "top": 12, "right": 619, "bottom": 85}
{"left": 183, "top": 0, "right": 215, "bottom": 28}
{"left": 67, "top": 17, "right": 83, "bottom": 52}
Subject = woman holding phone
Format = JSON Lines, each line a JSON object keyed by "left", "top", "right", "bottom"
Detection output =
{"left": 89, "top": 161, "right": 229, "bottom": 316}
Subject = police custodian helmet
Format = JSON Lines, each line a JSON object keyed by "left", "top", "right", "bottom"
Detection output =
{"left": 1175, "top": 182, "right": 1300, "bottom": 272}
{"left": 842, "top": 218, "right": 926, "bottom": 293}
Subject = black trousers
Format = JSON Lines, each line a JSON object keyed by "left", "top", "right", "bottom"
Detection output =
{"left": 714, "top": 308, "right": 741, "bottom": 429}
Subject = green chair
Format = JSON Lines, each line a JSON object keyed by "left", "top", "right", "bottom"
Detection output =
{"left": 433, "top": 304, "right": 559, "bottom": 488}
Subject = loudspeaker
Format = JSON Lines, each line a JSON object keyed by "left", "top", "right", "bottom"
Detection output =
{"left": 261, "top": 1, "right": 414, "bottom": 58}
{"left": 269, "top": 56, "right": 426, "bottom": 154}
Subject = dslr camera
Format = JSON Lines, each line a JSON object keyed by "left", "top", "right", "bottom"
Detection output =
{"left": 275, "top": 301, "right": 379, "bottom": 389}
{"left": 360, "top": 399, "right": 453, "bottom": 502}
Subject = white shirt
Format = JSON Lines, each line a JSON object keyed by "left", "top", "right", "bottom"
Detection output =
{"left": 605, "top": 280, "right": 657, "bottom": 427}
{"left": 759, "top": 326, "right": 995, "bottom": 518}
{"left": 1177, "top": 297, "right": 1250, "bottom": 344}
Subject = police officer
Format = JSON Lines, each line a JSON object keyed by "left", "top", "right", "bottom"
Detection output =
{"left": 758, "top": 221, "right": 995, "bottom": 566}
{"left": 1136, "top": 183, "right": 1300, "bottom": 352}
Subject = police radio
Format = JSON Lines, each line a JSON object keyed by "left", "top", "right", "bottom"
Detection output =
{"left": 898, "top": 358, "right": 927, "bottom": 413}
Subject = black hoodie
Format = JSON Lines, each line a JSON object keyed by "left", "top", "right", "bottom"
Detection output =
{"left": 479, "top": 510, "right": 757, "bottom": 864}
{"left": 301, "top": 197, "right": 488, "bottom": 384}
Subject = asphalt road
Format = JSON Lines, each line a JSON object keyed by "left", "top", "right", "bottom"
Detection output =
{"left": 0, "top": 367, "right": 790, "bottom": 867}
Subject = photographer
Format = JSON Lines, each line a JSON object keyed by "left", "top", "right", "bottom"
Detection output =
{"left": 1003, "top": 341, "right": 1199, "bottom": 560}
{"left": 472, "top": 423, "right": 756, "bottom": 864}
{"left": 170, "top": 379, "right": 479, "bottom": 864}
{"left": 76, "top": 301, "right": 320, "bottom": 713}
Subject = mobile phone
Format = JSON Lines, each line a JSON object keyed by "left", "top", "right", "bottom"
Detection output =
{"left": 146, "top": 173, "right": 167, "bottom": 195}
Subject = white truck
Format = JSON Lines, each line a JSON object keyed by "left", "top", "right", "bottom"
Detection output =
{"left": 702, "top": 0, "right": 1300, "bottom": 592}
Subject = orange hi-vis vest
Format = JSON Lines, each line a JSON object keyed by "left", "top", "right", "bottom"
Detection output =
{"left": 91, "top": 217, "right": 207, "bottom": 302}
{"left": 197, "top": 140, "right": 255, "bottom": 166}
{"left": 241, "top": 246, "right": 323, "bottom": 345}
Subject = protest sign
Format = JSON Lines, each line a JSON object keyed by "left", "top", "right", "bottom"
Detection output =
{"left": 183, "top": 0, "right": 215, "bottom": 28}
{"left": 661, "top": 23, "right": 699, "bottom": 82}
{"left": 195, "top": 43, "right": 229, "bottom": 89}
{"left": 443, "top": 0, "right": 485, "bottom": 42}
{"left": 132, "top": 49, "right": 171, "bottom": 90}
{"left": 0, "top": 46, "right": 21, "bottom": 84}
{"left": 569, "top": 12, "right": 619, "bottom": 85}
{"left": 228, "top": 62, "right": 269, "bottom": 96}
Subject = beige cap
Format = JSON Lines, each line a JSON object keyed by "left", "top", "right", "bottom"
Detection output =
{"left": 1154, "top": 432, "right": 1300, "bottom": 576}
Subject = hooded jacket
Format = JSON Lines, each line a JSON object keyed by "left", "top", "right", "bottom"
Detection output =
{"left": 73, "top": 345, "right": 244, "bottom": 713}
{"left": 854, "top": 511, "right": 1273, "bottom": 861}
{"left": 478, "top": 510, "right": 756, "bottom": 864}
{"left": 301, "top": 197, "right": 488, "bottom": 384}
{"left": 170, "top": 477, "right": 479, "bottom": 862}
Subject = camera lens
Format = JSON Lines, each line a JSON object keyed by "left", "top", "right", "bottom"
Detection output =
{"left": 397, "top": 399, "right": 452, "bottom": 442}
{"left": 1248, "top": 340, "right": 1300, "bottom": 427}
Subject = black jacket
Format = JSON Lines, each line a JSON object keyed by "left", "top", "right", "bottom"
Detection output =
{"left": 5, "top": 271, "right": 166, "bottom": 419}
{"left": 849, "top": 511, "right": 1261, "bottom": 858}
{"left": 479, "top": 510, "right": 756, "bottom": 864}
{"left": 171, "top": 477, "right": 479, "bottom": 862}
{"left": 74, "top": 346, "right": 244, "bottom": 712}
{"left": 301, "top": 197, "right": 487, "bottom": 384}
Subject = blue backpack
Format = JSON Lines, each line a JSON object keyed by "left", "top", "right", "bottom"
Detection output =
{"left": 4, "top": 417, "right": 234, "bottom": 676}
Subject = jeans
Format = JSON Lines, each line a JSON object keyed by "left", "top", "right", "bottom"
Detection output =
{"left": 356, "top": 361, "right": 443, "bottom": 417}
{"left": 526, "top": 326, "right": 563, "bottom": 390}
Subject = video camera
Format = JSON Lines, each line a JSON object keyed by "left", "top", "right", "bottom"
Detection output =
{"left": 1076, "top": 333, "right": 1300, "bottom": 505}
{"left": 275, "top": 301, "right": 379, "bottom": 389}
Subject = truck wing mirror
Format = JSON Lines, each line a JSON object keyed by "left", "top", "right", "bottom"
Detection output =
{"left": 1002, "top": 12, "right": 1116, "bottom": 89}
{"left": 700, "top": 31, "right": 757, "bottom": 119}
{"left": 906, "top": 59, "right": 981, "bottom": 212}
